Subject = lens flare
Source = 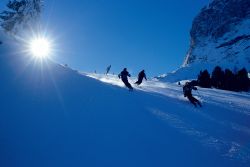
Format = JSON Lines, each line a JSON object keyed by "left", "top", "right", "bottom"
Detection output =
{"left": 29, "top": 38, "right": 51, "bottom": 58}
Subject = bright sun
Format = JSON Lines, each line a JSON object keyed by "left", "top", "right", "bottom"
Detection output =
{"left": 29, "top": 38, "right": 51, "bottom": 58}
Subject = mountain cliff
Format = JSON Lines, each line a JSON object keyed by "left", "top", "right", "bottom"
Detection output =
{"left": 161, "top": 0, "right": 250, "bottom": 82}
{"left": 185, "top": 0, "right": 250, "bottom": 67}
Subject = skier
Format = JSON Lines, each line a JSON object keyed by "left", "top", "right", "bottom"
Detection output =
{"left": 183, "top": 82, "right": 202, "bottom": 107}
{"left": 118, "top": 68, "right": 133, "bottom": 90}
{"left": 106, "top": 65, "right": 111, "bottom": 75}
{"left": 135, "top": 70, "right": 147, "bottom": 85}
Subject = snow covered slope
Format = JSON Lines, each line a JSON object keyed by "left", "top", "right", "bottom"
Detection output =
{"left": 0, "top": 36, "right": 250, "bottom": 167}
{"left": 161, "top": 0, "right": 250, "bottom": 82}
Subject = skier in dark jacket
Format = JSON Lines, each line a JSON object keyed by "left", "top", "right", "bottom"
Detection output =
{"left": 183, "top": 82, "right": 202, "bottom": 107}
{"left": 106, "top": 65, "right": 111, "bottom": 75}
{"left": 118, "top": 68, "right": 133, "bottom": 90}
{"left": 135, "top": 70, "right": 147, "bottom": 85}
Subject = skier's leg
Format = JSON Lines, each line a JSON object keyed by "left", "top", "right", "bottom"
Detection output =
{"left": 123, "top": 80, "right": 133, "bottom": 90}
{"left": 193, "top": 97, "right": 202, "bottom": 107}
{"left": 187, "top": 96, "right": 197, "bottom": 107}
{"left": 196, "top": 99, "right": 202, "bottom": 107}
{"left": 126, "top": 82, "right": 133, "bottom": 90}
{"left": 122, "top": 80, "right": 128, "bottom": 87}
{"left": 138, "top": 78, "right": 143, "bottom": 85}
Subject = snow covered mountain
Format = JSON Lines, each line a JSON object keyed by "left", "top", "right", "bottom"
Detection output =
{"left": 161, "top": 0, "right": 250, "bottom": 82}
{"left": 0, "top": 32, "right": 250, "bottom": 167}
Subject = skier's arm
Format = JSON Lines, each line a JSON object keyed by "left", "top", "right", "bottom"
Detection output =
{"left": 118, "top": 73, "right": 121, "bottom": 79}
{"left": 128, "top": 73, "right": 131, "bottom": 77}
{"left": 144, "top": 74, "right": 147, "bottom": 80}
{"left": 192, "top": 86, "right": 198, "bottom": 90}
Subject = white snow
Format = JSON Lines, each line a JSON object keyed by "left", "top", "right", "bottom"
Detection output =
{"left": 0, "top": 34, "right": 250, "bottom": 167}
{"left": 87, "top": 73, "right": 250, "bottom": 165}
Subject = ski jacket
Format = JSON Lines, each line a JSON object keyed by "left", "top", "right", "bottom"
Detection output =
{"left": 183, "top": 84, "right": 197, "bottom": 97}
{"left": 118, "top": 70, "right": 131, "bottom": 81}
{"left": 106, "top": 65, "right": 111, "bottom": 73}
{"left": 138, "top": 71, "right": 147, "bottom": 81}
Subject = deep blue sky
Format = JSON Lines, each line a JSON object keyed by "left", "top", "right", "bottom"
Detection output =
{"left": 0, "top": 0, "right": 210, "bottom": 77}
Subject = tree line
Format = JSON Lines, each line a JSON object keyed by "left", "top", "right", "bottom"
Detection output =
{"left": 196, "top": 66, "right": 250, "bottom": 92}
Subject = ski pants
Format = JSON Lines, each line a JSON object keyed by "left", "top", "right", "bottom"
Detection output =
{"left": 122, "top": 79, "right": 133, "bottom": 89}
{"left": 135, "top": 78, "right": 143, "bottom": 85}
{"left": 187, "top": 95, "right": 201, "bottom": 107}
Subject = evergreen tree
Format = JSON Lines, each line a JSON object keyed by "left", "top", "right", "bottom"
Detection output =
{"left": 0, "top": 0, "right": 42, "bottom": 34}
{"left": 211, "top": 66, "right": 224, "bottom": 89}
{"left": 235, "top": 68, "right": 249, "bottom": 92}
{"left": 224, "top": 69, "right": 236, "bottom": 91}
{"left": 199, "top": 66, "right": 249, "bottom": 92}
{"left": 197, "top": 70, "right": 211, "bottom": 88}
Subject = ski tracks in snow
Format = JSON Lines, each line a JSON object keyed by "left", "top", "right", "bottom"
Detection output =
{"left": 85, "top": 73, "right": 250, "bottom": 163}
{"left": 149, "top": 109, "right": 250, "bottom": 163}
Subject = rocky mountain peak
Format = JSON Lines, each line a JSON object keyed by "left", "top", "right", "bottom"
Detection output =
{"left": 184, "top": 0, "right": 250, "bottom": 69}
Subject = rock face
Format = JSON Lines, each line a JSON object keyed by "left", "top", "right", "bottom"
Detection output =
{"left": 159, "top": 0, "right": 250, "bottom": 82}
{"left": 184, "top": 0, "right": 250, "bottom": 69}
